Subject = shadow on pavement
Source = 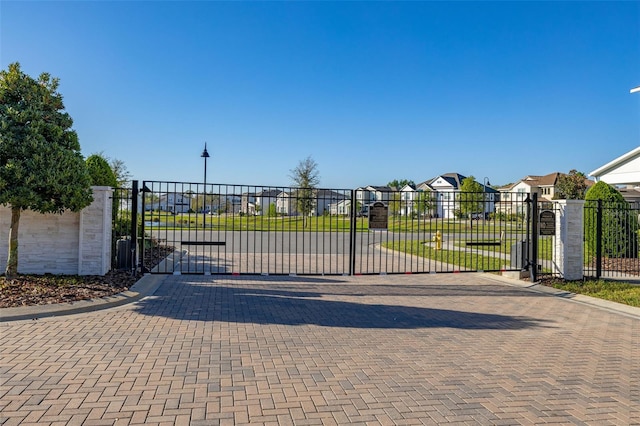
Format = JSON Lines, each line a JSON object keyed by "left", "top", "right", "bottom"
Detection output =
{"left": 133, "top": 277, "right": 550, "bottom": 330}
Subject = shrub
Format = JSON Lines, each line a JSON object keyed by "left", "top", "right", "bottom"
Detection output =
{"left": 86, "top": 154, "right": 118, "bottom": 187}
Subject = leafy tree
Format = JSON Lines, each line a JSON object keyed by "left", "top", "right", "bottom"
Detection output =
{"left": 109, "top": 158, "right": 131, "bottom": 187}
{"left": 554, "top": 169, "right": 588, "bottom": 200}
{"left": 456, "top": 176, "right": 484, "bottom": 217}
{"left": 584, "top": 181, "right": 638, "bottom": 258}
{"left": 388, "top": 192, "right": 402, "bottom": 217}
{"left": 415, "top": 190, "right": 437, "bottom": 218}
{"left": 86, "top": 154, "right": 118, "bottom": 187}
{"left": 387, "top": 179, "right": 415, "bottom": 189}
{"left": 268, "top": 203, "right": 278, "bottom": 217}
{"left": 289, "top": 156, "right": 320, "bottom": 227}
{"left": 0, "top": 62, "right": 93, "bottom": 278}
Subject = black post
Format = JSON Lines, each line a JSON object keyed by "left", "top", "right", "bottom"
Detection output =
{"left": 596, "top": 199, "right": 602, "bottom": 279}
{"left": 530, "top": 192, "right": 538, "bottom": 283}
{"left": 349, "top": 189, "right": 357, "bottom": 276}
{"left": 130, "top": 180, "right": 139, "bottom": 276}
{"left": 524, "top": 193, "right": 531, "bottom": 271}
{"left": 140, "top": 181, "right": 147, "bottom": 273}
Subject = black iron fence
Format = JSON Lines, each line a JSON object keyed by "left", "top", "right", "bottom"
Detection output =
{"left": 109, "top": 181, "right": 532, "bottom": 276}
{"left": 110, "top": 184, "right": 640, "bottom": 280}
{"left": 584, "top": 200, "right": 640, "bottom": 279}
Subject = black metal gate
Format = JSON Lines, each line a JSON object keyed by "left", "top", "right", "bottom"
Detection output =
{"left": 113, "top": 181, "right": 540, "bottom": 276}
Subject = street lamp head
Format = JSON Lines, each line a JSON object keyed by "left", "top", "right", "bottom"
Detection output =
{"left": 631, "top": 86, "right": 640, "bottom": 94}
{"left": 201, "top": 143, "right": 210, "bottom": 158}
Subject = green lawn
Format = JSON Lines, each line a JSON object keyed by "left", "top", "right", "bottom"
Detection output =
{"left": 382, "top": 240, "right": 509, "bottom": 271}
{"left": 544, "top": 279, "right": 640, "bottom": 308}
{"left": 143, "top": 213, "right": 529, "bottom": 234}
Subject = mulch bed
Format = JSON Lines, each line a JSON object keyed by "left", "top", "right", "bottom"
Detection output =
{"left": 0, "top": 244, "right": 174, "bottom": 308}
{"left": 585, "top": 257, "right": 640, "bottom": 276}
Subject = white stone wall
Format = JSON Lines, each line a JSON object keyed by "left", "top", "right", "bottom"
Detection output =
{"left": 553, "top": 200, "right": 585, "bottom": 280}
{"left": 0, "top": 187, "right": 113, "bottom": 275}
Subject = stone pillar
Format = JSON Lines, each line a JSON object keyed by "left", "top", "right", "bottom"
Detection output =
{"left": 553, "top": 200, "right": 585, "bottom": 280}
{"left": 78, "top": 186, "right": 113, "bottom": 275}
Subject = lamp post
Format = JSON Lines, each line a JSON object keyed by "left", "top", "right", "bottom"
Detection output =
{"left": 201, "top": 143, "right": 210, "bottom": 228}
{"left": 483, "top": 177, "right": 491, "bottom": 220}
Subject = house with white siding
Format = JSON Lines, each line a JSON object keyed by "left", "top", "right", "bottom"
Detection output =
{"left": 147, "top": 193, "right": 192, "bottom": 213}
{"left": 422, "top": 173, "right": 496, "bottom": 219}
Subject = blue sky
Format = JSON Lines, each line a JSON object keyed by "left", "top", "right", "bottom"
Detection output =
{"left": 2, "top": 1, "right": 639, "bottom": 189}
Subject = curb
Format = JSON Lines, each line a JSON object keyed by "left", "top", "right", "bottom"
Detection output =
{"left": 483, "top": 273, "right": 640, "bottom": 320}
{"left": 0, "top": 274, "right": 167, "bottom": 322}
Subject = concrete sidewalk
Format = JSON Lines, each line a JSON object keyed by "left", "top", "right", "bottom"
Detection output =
{"left": 1, "top": 273, "right": 639, "bottom": 425}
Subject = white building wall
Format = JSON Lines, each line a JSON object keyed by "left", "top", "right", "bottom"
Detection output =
{"left": 0, "top": 186, "right": 113, "bottom": 275}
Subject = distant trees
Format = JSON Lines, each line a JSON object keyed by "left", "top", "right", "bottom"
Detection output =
{"left": 290, "top": 156, "right": 320, "bottom": 227}
{"left": 109, "top": 158, "right": 132, "bottom": 187}
{"left": 554, "top": 169, "right": 588, "bottom": 200}
{"left": 0, "top": 62, "right": 93, "bottom": 278}
{"left": 387, "top": 179, "right": 415, "bottom": 189}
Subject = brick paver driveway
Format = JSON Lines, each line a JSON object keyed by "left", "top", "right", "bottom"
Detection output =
{"left": 1, "top": 274, "right": 639, "bottom": 425}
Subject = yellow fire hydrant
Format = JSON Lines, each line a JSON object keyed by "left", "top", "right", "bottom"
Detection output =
{"left": 433, "top": 231, "right": 442, "bottom": 250}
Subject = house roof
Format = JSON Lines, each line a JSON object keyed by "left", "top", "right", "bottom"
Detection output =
{"left": 316, "top": 189, "right": 348, "bottom": 199}
{"left": 501, "top": 172, "right": 594, "bottom": 194}
{"left": 427, "top": 173, "right": 468, "bottom": 189}
{"left": 589, "top": 146, "right": 640, "bottom": 184}
{"left": 367, "top": 185, "right": 396, "bottom": 192}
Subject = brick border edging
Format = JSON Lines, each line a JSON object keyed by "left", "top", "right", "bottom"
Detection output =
{"left": 0, "top": 274, "right": 167, "bottom": 322}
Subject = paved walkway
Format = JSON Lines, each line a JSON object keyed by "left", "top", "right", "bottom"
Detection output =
{"left": 1, "top": 273, "right": 639, "bottom": 425}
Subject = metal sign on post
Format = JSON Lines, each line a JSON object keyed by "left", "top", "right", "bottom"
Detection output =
{"left": 539, "top": 210, "right": 556, "bottom": 236}
{"left": 368, "top": 202, "right": 388, "bottom": 230}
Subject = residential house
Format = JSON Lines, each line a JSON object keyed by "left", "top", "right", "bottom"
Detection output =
{"left": 329, "top": 199, "right": 352, "bottom": 216}
{"left": 589, "top": 146, "right": 640, "bottom": 205}
{"left": 423, "top": 173, "right": 497, "bottom": 219}
{"left": 392, "top": 183, "right": 438, "bottom": 218}
{"left": 316, "top": 190, "right": 349, "bottom": 216}
{"left": 240, "top": 192, "right": 257, "bottom": 215}
{"left": 147, "top": 193, "right": 192, "bottom": 213}
{"left": 354, "top": 186, "right": 396, "bottom": 214}
{"left": 276, "top": 192, "right": 294, "bottom": 215}
{"left": 241, "top": 189, "right": 283, "bottom": 215}
{"left": 589, "top": 146, "right": 640, "bottom": 186}
{"left": 498, "top": 172, "right": 594, "bottom": 215}
{"left": 279, "top": 189, "right": 349, "bottom": 216}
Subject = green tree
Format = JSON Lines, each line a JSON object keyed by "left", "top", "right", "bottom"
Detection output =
{"left": 289, "top": 156, "right": 320, "bottom": 227}
{"left": 389, "top": 193, "right": 402, "bottom": 217}
{"left": 268, "top": 203, "right": 278, "bottom": 217}
{"left": 387, "top": 179, "right": 415, "bottom": 189}
{"left": 554, "top": 169, "right": 588, "bottom": 200}
{"left": 86, "top": 154, "right": 118, "bottom": 187}
{"left": 0, "top": 62, "right": 93, "bottom": 278}
{"left": 109, "top": 158, "right": 131, "bottom": 187}
{"left": 584, "top": 181, "right": 638, "bottom": 258}
{"left": 415, "top": 190, "right": 436, "bottom": 218}
{"left": 456, "top": 176, "right": 484, "bottom": 217}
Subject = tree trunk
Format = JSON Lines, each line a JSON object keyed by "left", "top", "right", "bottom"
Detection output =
{"left": 5, "top": 207, "right": 20, "bottom": 278}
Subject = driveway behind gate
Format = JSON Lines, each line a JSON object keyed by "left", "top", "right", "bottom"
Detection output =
{"left": 2, "top": 273, "right": 639, "bottom": 425}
